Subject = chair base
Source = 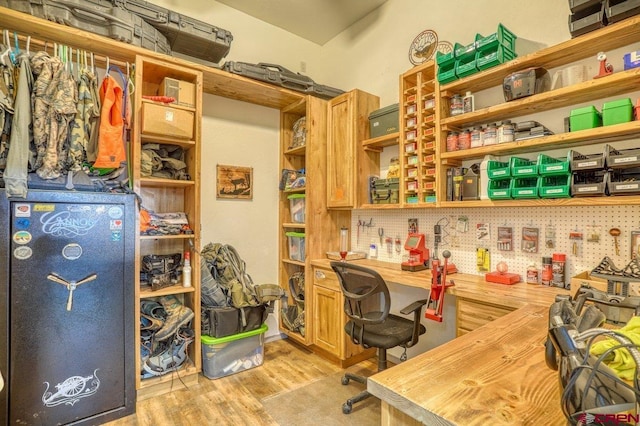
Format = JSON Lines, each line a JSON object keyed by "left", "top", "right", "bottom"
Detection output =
{"left": 341, "top": 373, "right": 371, "bottom": 414}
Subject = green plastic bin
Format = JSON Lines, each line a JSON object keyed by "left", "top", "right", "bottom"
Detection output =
{"left": 539, "top": 175, "right": 571, "bottom": 198}
{"left": 487, "top": 160, "right": 511, "bottom": 179}
{"left": 476, "top": 23, "right": 517, "bottom": 52}
{"left": 510, "top": 157, "right": 539, "bottom": 177}
{"left": 538, "top": 154, "right": 571, "bottom": 176}
{"left": 488, "top": 178, "right": 512, "bottom": 200}
{"left": 602, "top": 98, "right": 633, "bottom": 126}
{"left": 512, "top": 177, "right": 540, "bottom": 199}
{"left": 570, "top": 106, "right": 602, "bottom": 131}
{"left": 476, "top": 45, "right": 516, "bottom": 71}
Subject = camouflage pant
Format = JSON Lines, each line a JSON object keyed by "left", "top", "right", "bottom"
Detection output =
{"left": 30, "top": 51, "right": 77, "bottom": 180}
{"left": 4, "top": 54, "right": 33, "bottom": 198}
{"left": 67, "top": 68, "right": 100, "bottom": 171}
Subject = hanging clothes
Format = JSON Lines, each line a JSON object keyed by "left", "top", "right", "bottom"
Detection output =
{"left": 3, "top": 52, "right": 33, "bottom": 198}
{"left": 30, "top": 50, "right": 77, "bottom": 179}
{"left": 93, "top": 66, "right": 127, "bottom": 169}
{"left": 68, "top": 66, "right": 100, "bottom": 171}
{"left": 0, "top": 60, "right": 15, "bottom": 170}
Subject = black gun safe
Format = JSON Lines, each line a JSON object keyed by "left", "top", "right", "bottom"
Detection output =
{"left": 0, "top": 190, "right": 136, "bottom": 424}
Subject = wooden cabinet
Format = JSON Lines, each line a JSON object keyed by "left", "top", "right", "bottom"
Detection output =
{"left": 437, "top": 18, "right": 640, "bottom": 208}
{"left": 279, "top": 97, "right": 350, "bottom": 346}
{"left": 455, "top": 298, "right": 514, "bottom": 337}
{"left": 327, "top": 89, "right": 379, "bottom": 208}
{"left": 132, "top": 56, "right": 202, "bottom": 397}
{"left": 400, "top": 60, "right": 442, "bottom": 206}
{"left": 312, "top": 266, "right": 376, "bottom": 365}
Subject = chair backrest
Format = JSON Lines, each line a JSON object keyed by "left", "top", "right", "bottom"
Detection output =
{"left": 330, "top": 261, "right": 390, "bottom": 329}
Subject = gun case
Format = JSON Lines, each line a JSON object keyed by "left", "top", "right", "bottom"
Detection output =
{"left": 1, "top": 0, "right": 171, "bottom": 54}
{"left": 223, "top": 62, "right": 345, "bottom": 100}
{"left": 114, "top": 0, "right": 233, "bottom": 64}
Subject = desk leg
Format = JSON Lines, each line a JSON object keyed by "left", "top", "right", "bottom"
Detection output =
{"left": 381, "top": 401, "right": 422, "bottom": 425}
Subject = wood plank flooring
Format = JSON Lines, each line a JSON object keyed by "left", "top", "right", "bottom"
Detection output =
{"left": 106, "top": 337, "right": 378, "bottom": 426}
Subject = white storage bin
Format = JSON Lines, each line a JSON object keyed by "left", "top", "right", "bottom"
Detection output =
{"left": 201, "top": 325, "right": 267, "bottom": 379}
{"left": 287, "top": 194, "right": 306, "bottom": 223}
{"left": 286, "top": 232, "right": 305, "bottom": 262}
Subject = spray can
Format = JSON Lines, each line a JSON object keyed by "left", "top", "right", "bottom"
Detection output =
{"left": 183, "top": 251, "right": 192, "bottom": 288}
{"left": 541, "top": 256, "right": 553, "bottom": 286}
{"left": 551, "top": 253, "right": 566, "bottom": 288}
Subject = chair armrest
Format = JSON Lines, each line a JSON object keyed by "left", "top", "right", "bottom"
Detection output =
{"left": 400, "top": 299, "right": 428, "bottom": 315}
{"left": 400, "top": 299, "right": 428, "bottom": 348}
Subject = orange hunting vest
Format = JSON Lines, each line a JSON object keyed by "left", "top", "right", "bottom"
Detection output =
{"left": 93, "top": 73, "right": 126, "bottom": 168}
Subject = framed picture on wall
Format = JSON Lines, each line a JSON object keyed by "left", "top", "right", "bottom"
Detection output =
{"left": 216, "top": 164, "right": 253, "bottom": 200}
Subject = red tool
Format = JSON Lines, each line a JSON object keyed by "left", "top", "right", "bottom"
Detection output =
{"left": 425, "top": 250, "right": 455, "bottom": 322}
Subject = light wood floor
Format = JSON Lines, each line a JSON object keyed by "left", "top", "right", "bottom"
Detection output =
{"left": 106, "top": 337, "right": 378, "bottom": 426}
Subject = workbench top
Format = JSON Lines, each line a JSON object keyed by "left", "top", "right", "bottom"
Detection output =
{"left": 310, "top": 258, "right": 569, "bottom": 425}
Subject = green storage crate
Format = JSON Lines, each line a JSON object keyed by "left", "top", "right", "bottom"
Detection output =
{"left": 476, "top": 23, "right": 517, "bottom": 52}
{"left": 476, "top": 45, "right": 516, "bottom": 71}
{"left": 602, "top": 98, "right": 633, "bottom": 126}
{"left": 512, "top": 177, "right": 540, "bottom": 199}
{"left": 488, "top": 178, "right": 512, "bottom": 200}
{"left": 455, "top": 56, "right": 478, "bottom": 79}
{"left": 436, "top": 47, "right": 458, "bottom": 66}
{"left": 487, "top": 160, "right": 511, "bottom": 179}
{"left": 539, "top": 175, "right": 571, "bottom": 198}
{"left": 406, "top": 195, "right": 419, "bottom": 204}
{"left": 454, "top": 35, "right": 481, "bottom": 60}
{"left": 510, "top": 157, "right": 539, "bottom": 177}
{"left": 437, "top": 61, "right": 458, "bottom": 84}
{"left": 570, "top": 105, "right": 602, "bottom": 131}
{"left": 538, "top": 154, "right": 571, "bottom": 176}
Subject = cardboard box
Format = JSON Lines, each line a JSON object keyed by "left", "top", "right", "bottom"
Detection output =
{"left": 141, "top": 102, "right": 194, "bottom": 139}
{"left": 570, "top": 271, "right": 608, "bottom": 298}
{"left": 158, "top": 77, "right": 196, "bottom": 108}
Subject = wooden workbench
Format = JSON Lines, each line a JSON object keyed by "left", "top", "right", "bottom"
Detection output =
{"left": 311, "top": 259, "right": 569, "bottom": 425}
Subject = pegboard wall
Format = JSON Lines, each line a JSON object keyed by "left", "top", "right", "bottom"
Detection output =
{"left": 350, "top": 205, "right": 640, "bottom": 286}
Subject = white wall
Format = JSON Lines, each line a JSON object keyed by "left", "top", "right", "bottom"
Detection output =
{"left": 199, "top": 94, "right": 281, "bottom": 337}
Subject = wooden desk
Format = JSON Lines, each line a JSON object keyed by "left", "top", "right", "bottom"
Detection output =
{"left": 311, "top": 259, "right": 569, "bottom": 425}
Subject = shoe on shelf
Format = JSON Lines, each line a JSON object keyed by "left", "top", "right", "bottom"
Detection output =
{"left": 142, "top": 327, "right": 195, "bottom": 377}
{"left": 141, "top": 300, "right": 167, "bottom": 321}
{"left": 140, "top": 329, "right": 154, "bottom": 373}
{"left": 154, "top": 295, "right": 194, "bottom": 341}
{"left": 140, "top": 312, "right": 163, "bottom": 331}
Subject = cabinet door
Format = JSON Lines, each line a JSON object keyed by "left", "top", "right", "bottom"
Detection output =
{"left": 456, "top": 298, "right": 514, "bottom": 337}
{"left": 313, "top": 285, "right": 343, "bottom": 356}
{"left": 327, "top": 92, "right": 355, "bottom": 208}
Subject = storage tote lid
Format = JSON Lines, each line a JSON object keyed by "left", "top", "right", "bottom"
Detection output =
{"left": 369, "top": 103, "right": 399, "bottom": 119}
{"left": 570, "top": 105, "right": 600, "bottom": 116}
{"left": 201, "top": 324, "right": 268, "bottom": 345}
{"left": 285, "top": 231, "right": 305, "bottom": 238}
{"left": 287, "top": 193, "right": 306, "bottom": 199}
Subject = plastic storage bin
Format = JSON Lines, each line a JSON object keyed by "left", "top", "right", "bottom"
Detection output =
{"left": 538, "top": 154, "right": 571, "bottom": 176}
{"left": 569, "top": 106, "right": 602, "bottom": 131}
{"left": 286, "top": 232, "right": 306, "bottom": 261}
{"left": 487, "top": 160, "right": 511, "bottom": 179}
{"left": 201, "top": 325, "right": 267, "bottom": 379}
{"left": 608, "top": 168, "right": 640, "bottom": 195}
{"left": 570, "top": 148, "right": 606, "bottom": 171}
{"left": 571, "top": 170, "right": 608, "bottom": 197}
{"left": 605, "top": 145, "right": 640, "bottom": 168}
{"left": 511, "top": 157, "right": 539, "bottom": 177}
{"left": 476, "top": 45, "right": 516, "bottom": 70}
{"left": 476, "top": 23, "right": 517, "bottom": 53}
{"left": 287, "top": 194, "right": 306, "bottom": 223}
{"left": 539, "top": 175, "right": 571, "bottom": 198}
{"left": 488, "top": 178, "right": 512, "bottom": 200}
{"left": 602, "top": 98, "right": 633, "bottom": 126}
{"left": 512, "top": 177, "right": 540, "bottom": 199}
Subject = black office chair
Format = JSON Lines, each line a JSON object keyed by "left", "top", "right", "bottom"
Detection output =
{"left": 330, "top": 261, "right": 427, "bottom": 414}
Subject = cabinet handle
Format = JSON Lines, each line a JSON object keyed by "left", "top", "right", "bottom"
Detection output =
{"left": 315, "top": 270, "right": 326, "bottom": 279}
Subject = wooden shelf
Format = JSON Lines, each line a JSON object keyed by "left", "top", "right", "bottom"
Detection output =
{"left": 139, "top": 177, "right": 195, "bottom": 188}
{"left": 440, "top": 195, "right": 640, "bottom": 208}
{"left": 441, "top": 68, "right": 640, "bottom": 129}
{"left": 358, "top": 203, "right": 402, "bottom": 209}
{"left": 282, "top": 222, "right": 306, "bottom": 229}
{"left": 441, "top": 121, "right": 640, "bottom": 161}
{"left": 0, "top": 6, "right": 305, "bottom": 110}
{"left": 440, "top": 15, "right": 640, "bottom": 94}
{"left": 284, "top": 145, "right": 306, "bottom": 156}
{"left": 140, "top": 285, "right": 196, "bottom": 298}
{"left": 139, "top": 234, "right": 195, "bottom": 241}
{"left": 282, "top": 259, "right": 306, "bottom": 267}
{"left": 362, "top": 132, "right": 400, "bottom": 151}
{"left": 140, "top": 133, "right": 196, "bottom": 148}
{"left": 141, "top": 98, "right": 196, "bottom": 113}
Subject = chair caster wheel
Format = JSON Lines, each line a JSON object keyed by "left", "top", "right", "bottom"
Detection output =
{"left": 400, "top": 353, "right": 407, "bottom": 361}
{"left": 342, "top": 402, "right": 352, "bottom": 414}
{"left": 341, "top": 377, "right": 350, "bottom": 385}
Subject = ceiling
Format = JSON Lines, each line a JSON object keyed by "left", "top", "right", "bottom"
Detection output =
{"left": 216, "top": 0, "right": 388, "bottom": 45}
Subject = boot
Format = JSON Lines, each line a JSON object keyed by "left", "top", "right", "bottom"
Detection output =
{"left": 142, "top": 327, "right": 194, "bottom": 377}
{"left": 154, "top": 295, "right": 194, "bottom": 341}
